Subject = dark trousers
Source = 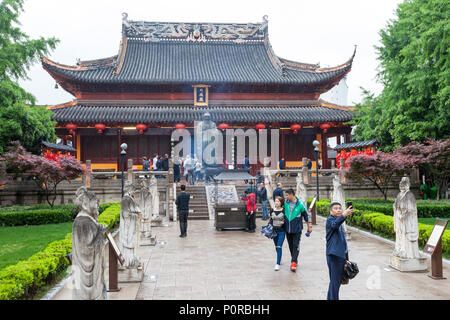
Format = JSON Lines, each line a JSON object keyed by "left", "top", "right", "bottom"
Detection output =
{"left": 246, "top": 212, "right": 256, "bottom": 231}
{"left": 286, "top": 232, "right": 301, "bottom": 263}
{"left": 174, "top": 165, "right": 180, "bottom": 182}
{"left": 326, "top": 254, "right": 346, "bottom": 300}
{"left": 179, "top": 210, "right": 189, "bottom": 236}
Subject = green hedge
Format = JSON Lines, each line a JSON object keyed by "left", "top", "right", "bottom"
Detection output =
{"left": 347, "top": 198, "right": 450, "bottom": 219}
{"left": 0, "top": 234, "right": 72, "bottom": 300}
{"left": 0, "top": 202, "right": 118, "bottom": 300}
{"left": 98, "top": 203, "right": 121, "bottom": 229}
{"left": 0, "top": 202, "right": 117, "bottom": 227}
{"left": 0, "top": 204, "right": 76, "bottom": 214}
{"left": 310, "top": 199, "right": 450, "bottom": 255}
{"left": 0, "top": 208, "right": 73, "bottom": 227}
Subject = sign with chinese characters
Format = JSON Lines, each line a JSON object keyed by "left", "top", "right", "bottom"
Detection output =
{"left": 193, "top": 85, "right": 210, "bottom": 106}
{"left": 423, "top": 218, "right": 448, "bottom": 255}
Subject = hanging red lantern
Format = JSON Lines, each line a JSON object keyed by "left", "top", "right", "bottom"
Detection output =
{"left": 290, "top": 124, "right": 301, "bottom": 134}
{"left": 65, "top": 123, "right": 77, "bottom": 135}
{"left": 95, "top": 123, "right": 106, "bottom": 134}
{"left": 136, "top": 124, "right": 147, "bottom": 134}
{"left": 255, "top": 123, "right": 266, "bottom": 133}
{"left": 174, "top": 123, "right": 186, "bottom": 132}
{"left": 218, "top": 123, "right": 229, "bottom": 131}
{"left": 320, "top": 123, "right": 331, "bottom": 133}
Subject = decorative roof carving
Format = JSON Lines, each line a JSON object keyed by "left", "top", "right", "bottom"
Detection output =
{"left": 122, "top": 12, "right": 268, "bottom": 43}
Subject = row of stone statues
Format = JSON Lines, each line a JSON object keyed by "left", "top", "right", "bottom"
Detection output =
{"left": 71, "top": 176, "right": 161, "bottom": 299}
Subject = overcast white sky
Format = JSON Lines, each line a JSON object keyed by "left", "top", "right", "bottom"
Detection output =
{"left": 17, "top": 0, "right": 404, "bottom": 106}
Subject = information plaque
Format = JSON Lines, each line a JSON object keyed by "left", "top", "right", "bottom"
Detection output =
{"left": 106, "top": 231, "right": 125, "bottom": 265}
{"left": 423, "top": 218, "right": 448, "bottom": 280}
{"left": 423, "top": 219, "right": 448, "bottom": 255}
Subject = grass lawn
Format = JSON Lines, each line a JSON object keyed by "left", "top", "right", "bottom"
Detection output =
{"left": 418, "top": 218, "right": 450, "bottom": 230}
{"left": 0, "top": 222, "right": 73, "bottom": 271}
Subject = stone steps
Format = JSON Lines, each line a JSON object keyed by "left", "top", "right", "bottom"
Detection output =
{"left": 175, "top": 186, "right": 209, "bottom": 220}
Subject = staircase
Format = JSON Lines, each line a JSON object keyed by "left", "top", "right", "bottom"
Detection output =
{"left": 175, "top": 185, "right": 209, "bottom": 220}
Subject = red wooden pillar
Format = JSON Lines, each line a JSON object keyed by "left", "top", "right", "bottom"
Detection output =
{"left": 280, "top": 129, "right": 285, "bottom": 168}
{"left": 321, "top": 132, "right": 329, "bottom": 169}
{"left": 337, "top": 135, "right": 341, "bottom": 145}
{"left": 117, "top": 128, "right": 122, "bottom": 171}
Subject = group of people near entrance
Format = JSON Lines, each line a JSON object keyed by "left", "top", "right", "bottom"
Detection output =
{"left": 142, "top": 154, "right": 169, "bottom": 177}
{"left": 241, "top": 183, "right": 354, "bottom": 300}
{"left": 176, "top": 180, "right": 354, "bottom": 300}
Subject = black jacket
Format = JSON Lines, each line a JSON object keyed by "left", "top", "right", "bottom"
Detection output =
{"left": 258, "top": 187, "right": 267, "bottom": 202}
{"left": 162, "top": 158, "right": 169, "bottom": 171}
{"left": 326, "top": 215, "right": 348, "bottom": 259}
{"left": 273, "top": 187, "right": 284, "bottom": 200}
{"left": 175, "top": 192, "right": 190, "bottom": 211}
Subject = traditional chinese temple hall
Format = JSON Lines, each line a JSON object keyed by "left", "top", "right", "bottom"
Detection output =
{"left": 43, "top": 14, "right": 355, "bottom": 173}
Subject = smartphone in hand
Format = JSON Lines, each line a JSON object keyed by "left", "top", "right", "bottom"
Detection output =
{"left": 346, "top": 201, "right": 353, "bottom": 209}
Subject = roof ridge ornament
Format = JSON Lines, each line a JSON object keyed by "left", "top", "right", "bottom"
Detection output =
{"left": 122, "top": 15, "right": 268, "bottom": 43}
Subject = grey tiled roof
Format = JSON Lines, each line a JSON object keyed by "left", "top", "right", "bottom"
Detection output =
{"left": 43, "top": 40, "right": 352, "bottom": 86}
{"left": 41, "top": 141, "right": 77, "bottom": 152}
{"left": 333, "top": 139, "right": 378, "bottom": 150}
{"left": 51, "top": 104, "right": 354, "bottom": 124}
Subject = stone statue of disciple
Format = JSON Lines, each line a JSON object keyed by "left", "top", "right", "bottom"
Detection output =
{"left": 118, "top": 182, "right": 143, "bottom": 269}
{"left": 392, "top": 177, "right": 421, "bottom": 259}
{"left": 72, "top": 186, "right": 107, "bottom": 300}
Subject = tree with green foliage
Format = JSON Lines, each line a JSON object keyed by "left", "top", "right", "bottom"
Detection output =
{"left": 0, "top": 0, "right": 59, "bottom": 154}
{"left": 352, "top": 0, "right": 449, "bottom": 151}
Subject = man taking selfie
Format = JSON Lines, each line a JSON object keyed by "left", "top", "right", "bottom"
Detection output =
{"left": 326, "top": 202, "right": 354, "bottom": 300}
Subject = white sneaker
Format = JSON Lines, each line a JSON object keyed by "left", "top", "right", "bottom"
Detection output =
{"left": 274, "top": 264, "right": 280, "bottom": 271}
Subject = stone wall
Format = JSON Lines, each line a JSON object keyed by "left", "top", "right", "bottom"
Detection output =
{"left": 0, "top": 177, "right": 170, "bottom": 216}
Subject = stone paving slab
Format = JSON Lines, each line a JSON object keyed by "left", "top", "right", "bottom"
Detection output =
{"left": 53, "top": 216, "right": 450, "bottom": 300}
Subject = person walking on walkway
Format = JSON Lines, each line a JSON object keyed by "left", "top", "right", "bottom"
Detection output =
{"left": 273, "top": 182, "right": 284, "bottom": 200}
{"left": 284, "top": 188, "right": 312, "bottom": 272}
{"left": 258, "top": 182, "right": 269, "bottom": 220}
{"left": 326, "top": 202, "right": 353, "bottom": 300}
{"left": 269, "top": 196, "right": 285, "bottom": 271}
{"left": 175, "top": 184, "right": 190, "bottom": 238}
{"left": 242, "top": 189, "right": 256, "bottom": 233}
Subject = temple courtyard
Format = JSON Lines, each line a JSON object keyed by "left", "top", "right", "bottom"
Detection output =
{"left": 50, "top": 216, "right": 450, "bottom": 300}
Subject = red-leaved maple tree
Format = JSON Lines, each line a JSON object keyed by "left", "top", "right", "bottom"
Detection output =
{"left": 1, "top": 141, "right": 87, "bottom": 207}
{"left": 395, "top": 138, "right": 450, "bottom": 200}
{"left": 345, "top": 151, "right": 416, "bottom": 201}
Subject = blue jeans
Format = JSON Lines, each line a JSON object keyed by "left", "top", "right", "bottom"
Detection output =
{"left": 261, "top": 200, "right": 269, "bottom": 219}
{"left": 272, "top": 231, "right": 285, "bottom": 265}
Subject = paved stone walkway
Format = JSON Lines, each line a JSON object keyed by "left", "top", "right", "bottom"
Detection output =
{"left": 53, "top": 216, "right": 450, "bottom": 300}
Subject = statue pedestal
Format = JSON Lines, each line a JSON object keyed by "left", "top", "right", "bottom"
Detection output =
{"left": 389, "top": 255, "right": 427, "bottom": 272}
{"left": 140, "top": 234, "right": 157, "bottom": 246}
{"left": 118, "top": 266, "right": 144, "bottom": 283}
